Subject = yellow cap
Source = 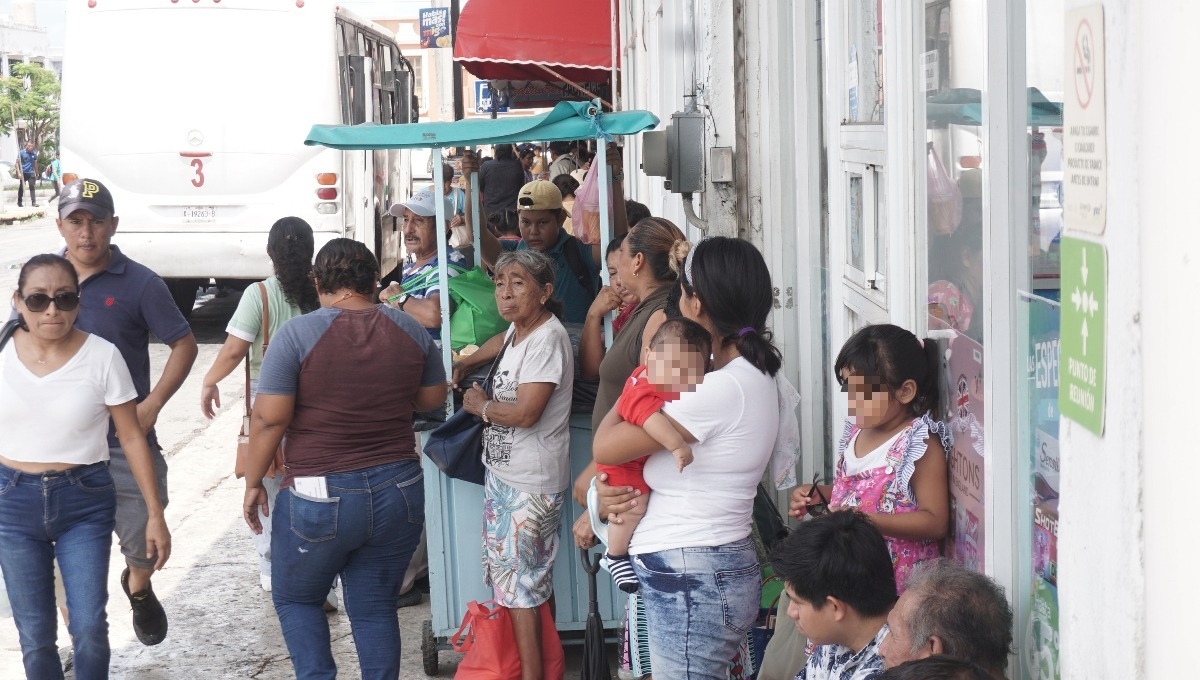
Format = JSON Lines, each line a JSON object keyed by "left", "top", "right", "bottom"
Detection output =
{"left": 515, "top": 180, "right": 563, "bottom": 211}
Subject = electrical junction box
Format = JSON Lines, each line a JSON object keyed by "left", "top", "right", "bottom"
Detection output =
{"left": 668, "top": 111, "right": 706, "bottom": 193}
{"left": 641, "top": 130, "right": 669, "bottom": 178}
{"left": 639, "top": 110, "right": 706, "bottom": 193}
{"left": 709, "top": 147, "right": 734, "bottom": 183}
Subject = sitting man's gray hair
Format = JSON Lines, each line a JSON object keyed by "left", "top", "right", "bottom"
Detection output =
{"left": 904, "top": 558, "right": 1013, "bottom": 675}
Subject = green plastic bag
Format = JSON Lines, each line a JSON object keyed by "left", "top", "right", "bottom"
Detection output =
{"left": 448, "top": 266, "right": 507, "bottom": 351}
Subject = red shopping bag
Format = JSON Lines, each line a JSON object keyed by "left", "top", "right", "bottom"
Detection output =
{"left": 451, "top": 599, "right": 566, "bottom": 679}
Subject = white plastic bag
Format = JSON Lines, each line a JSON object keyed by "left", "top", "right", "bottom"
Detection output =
{"left": 927, "top": 145, "right": 963, "bottom": 236}
{"left": 573, "top": 159, "right": 609, "bottom": 245}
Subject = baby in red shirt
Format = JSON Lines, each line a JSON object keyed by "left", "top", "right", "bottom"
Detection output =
{"left": 600, "top": 318, "right": 712, "bottom": 593}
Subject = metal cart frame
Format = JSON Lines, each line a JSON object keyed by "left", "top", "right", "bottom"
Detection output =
{"left": 305, "top": 101, "right": 660, "bottom": 675}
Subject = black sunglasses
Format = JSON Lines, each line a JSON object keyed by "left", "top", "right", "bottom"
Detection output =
{"left": 806, "top": 471, "right": 831, "bottom": 517}
{"left": 22, "top": 291, "right": 81, "bottom": 313}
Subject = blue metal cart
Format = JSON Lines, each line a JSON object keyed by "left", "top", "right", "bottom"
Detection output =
{"left": 305, "top": 101, "right": 660, "bottom": 675}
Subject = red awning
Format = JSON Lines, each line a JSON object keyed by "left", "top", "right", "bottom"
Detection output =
{"left": 454, "top": 0, "right": 616, "bottom": 85}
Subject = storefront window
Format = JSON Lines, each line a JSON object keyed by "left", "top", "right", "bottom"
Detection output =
{"left": 845, "top": 0, "right": 884, "bottom": 123}
{"left": 922, "top": 0, "right": 986, "bottom": 573}
{"left": 1019, "top": 3, "right": 1065, "bottom": 678}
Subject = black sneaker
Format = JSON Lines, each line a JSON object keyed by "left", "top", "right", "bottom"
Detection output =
{"left": 121, "top": 567, "right": 168, "bottom": 645}
{"left": 396, "top": 588, "right": 422, "bottom": 608}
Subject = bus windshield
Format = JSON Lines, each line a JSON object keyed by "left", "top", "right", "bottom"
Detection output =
{"left": 64, "top": 6, "right": 336, "bottom": 194}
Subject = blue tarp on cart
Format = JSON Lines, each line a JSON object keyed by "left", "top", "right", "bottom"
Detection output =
{"left": 306, "top": 100, "right": 659, "bottom": 149}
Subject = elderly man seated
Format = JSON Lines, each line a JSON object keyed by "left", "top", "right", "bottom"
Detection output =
{"left": 879, "top": 558, "right": 1014, "bottom": 679}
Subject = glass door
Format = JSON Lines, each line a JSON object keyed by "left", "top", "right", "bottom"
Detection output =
{"left": 920, "top": 0, "right": 987, "bottom": 573}
{"left": 1017, "top": 1, "right": 1065, "bottom": 677}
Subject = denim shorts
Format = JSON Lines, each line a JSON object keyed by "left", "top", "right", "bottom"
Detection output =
{"left": 632, "top": 536, "right": 761, "bottom": 680}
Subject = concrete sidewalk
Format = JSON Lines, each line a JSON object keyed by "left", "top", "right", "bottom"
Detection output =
{"left": 0, "top": 203, "right": 48, "bottom": 224}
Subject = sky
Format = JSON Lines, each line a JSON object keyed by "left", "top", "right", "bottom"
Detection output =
{"left": 2, "top": 1, "right": 66, "bottom": 50}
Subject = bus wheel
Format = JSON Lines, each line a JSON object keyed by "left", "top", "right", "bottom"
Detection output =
{"left": 166, "top": 278, "right": 202, "bottom": 318}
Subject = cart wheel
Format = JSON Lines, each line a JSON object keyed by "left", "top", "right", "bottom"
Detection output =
{"left": 422, "top": 618, "right": 438, "bottom": 676}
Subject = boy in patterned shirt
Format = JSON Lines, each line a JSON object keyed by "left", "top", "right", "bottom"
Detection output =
{"left": 770, "top": 510, "right": 897, "bottom": 680}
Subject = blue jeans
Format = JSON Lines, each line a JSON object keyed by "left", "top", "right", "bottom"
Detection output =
{"left": 271, "top": 460, "right": 424, "bottom": 680}
{"left": 632, "top": 536, "right": 761, "bottom": 680}
{"left": 0, "top": 461, "right": 116, "bottom": 680}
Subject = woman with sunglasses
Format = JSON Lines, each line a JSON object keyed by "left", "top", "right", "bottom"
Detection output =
{"left": 0, "top": 254, "right": 170, "bottom": 679}
{"left": 788, "top": 323, "right": 952, "bottom": 594}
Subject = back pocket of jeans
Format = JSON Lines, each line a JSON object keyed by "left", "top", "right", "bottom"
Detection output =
{"left": 289, "top": 491, "right": 339, "bottom": 543}
{"left": 715, "top": 563, "right": 761, "bottom": 634}
{"left": 396, "top": 472, "right": 425, "bottom": 525}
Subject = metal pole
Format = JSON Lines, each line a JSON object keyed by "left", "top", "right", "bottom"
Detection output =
{"left": 450, "top": 0, "right": 464, "bottom": 121}
{"left": 432, "top": 152, "right": 454, "bottom": 416}
{"left": 610, "top": 0, "right": 619, "bottom": 111}
{"left": 595, "top": 124, "right": 614, "bottom": 348}
{"left": 468, "top": 146, "right": 482, "bottom": 269}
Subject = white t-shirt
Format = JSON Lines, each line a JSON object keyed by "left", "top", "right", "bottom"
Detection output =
{"left": 482, "top": 317, "right": 574, "bottom": 494}
{"left": 0, "top": 333, "right": 137, "bottom": 464}
{"left": 630, "top": 357, "right": 779, "bottom": 554}
{"left": 841, "top": 429, "right": 904, "bottom": 476}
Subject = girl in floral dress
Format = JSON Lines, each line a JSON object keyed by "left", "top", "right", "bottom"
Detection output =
{"left": 789, "top": 324, "right": 952, "bottom": 593}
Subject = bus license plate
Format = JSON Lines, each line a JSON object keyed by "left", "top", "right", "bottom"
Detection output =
{"left": 182, "top": 206, "right": 217, "bottom": 223}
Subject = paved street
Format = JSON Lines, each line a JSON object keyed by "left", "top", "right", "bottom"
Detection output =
{"left": 0, "top": 214, "right": 479, "bottom": 677}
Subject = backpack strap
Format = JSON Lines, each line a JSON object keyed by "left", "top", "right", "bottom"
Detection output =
{"left": 258, "top": 282, "right": 271, "bottom": 354}
{"left": 559, "top": 235, "right": 597, "bottom": 299}
{"left": 0, "top": 319, "right": 19, "bottom": 353}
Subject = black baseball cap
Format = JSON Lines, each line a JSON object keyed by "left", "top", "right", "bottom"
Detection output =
{"left": 59, "top": 179, "right": 115, "bottom": 219}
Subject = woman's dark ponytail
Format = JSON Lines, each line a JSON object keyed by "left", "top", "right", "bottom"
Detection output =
{"left": 732, "top": 327, "right": 783, "bottom": 377}
{"left": 267, "top": 217, "right": 319, "bottom": 313}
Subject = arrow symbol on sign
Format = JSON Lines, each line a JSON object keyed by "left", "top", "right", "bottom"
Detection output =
{"left": 1081, "top": 318, "right": 1089, "bottom": 356}
{"left": 1081, "top": 250, "right": 1089, "bottom": 286}
{"left": 1071, "top": 288, "right": 1082, "bottom": 311}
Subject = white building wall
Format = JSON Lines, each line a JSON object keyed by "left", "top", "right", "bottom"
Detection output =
{"left": 1137, "top": 2, "right": 1200, "bottom": 677}
{"left": 1057, "top": 0, "right": 1145, "bottom": 677}
{"left": 619, "top": 0, "right": 738, "bottom": 238}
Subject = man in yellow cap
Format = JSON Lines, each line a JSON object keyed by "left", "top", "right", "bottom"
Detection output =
{"left": 463, "top": 147, "right": 628, "bottom": 325}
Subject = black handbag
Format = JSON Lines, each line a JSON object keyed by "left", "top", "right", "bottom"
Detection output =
{"left": 424, "top": 334, "right": 512, "bottom": 485}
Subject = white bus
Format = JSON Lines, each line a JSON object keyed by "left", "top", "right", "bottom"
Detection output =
{"left": 61, "top": 0, "right": 416, "bottom": 313}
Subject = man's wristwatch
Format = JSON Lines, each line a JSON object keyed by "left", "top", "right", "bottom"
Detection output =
{"left": 481, "top": 400, "right": 492, "bottom": 424}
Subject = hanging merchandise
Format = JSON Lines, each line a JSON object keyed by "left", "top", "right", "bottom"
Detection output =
{"left": 573, "top": 156, "right": 609, "bottom": 245}
{"left": 448, "top": 266, "right": 508, "bottom": 351}
{"left": 927, "top": 144, "right": 963, "bottom": 236}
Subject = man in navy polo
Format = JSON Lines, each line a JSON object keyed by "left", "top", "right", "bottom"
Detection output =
{"left": 57, "top": 178, "right": 198, "bottom": 646}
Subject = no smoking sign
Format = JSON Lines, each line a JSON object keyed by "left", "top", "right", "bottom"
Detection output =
{"left": 1074, "top": 19, "right": 1095, "bottom": 109}
{"left": 1063, "top": 4, "right": 1107, "bottom": 235}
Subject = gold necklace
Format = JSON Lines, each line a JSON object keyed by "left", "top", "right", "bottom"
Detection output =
{"left": 330, "top": 292, "right": 372, "bottom": 308}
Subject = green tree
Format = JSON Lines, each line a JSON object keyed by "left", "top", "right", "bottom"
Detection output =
{"left": 0, "top": 62, "right": 60, "bottom": 164}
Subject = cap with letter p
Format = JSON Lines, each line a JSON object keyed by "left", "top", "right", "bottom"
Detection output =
{"left": 516, "top": 180, "right": 563, "bottom": 212}
{"left": 59, "top": 179, "right": 115, "bottom": 220}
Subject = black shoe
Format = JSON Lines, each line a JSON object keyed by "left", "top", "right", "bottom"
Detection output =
{"left": 121, "top": 567, "right": 168, "bottom": 646}
{"left": 396, "top": 588, "right": 423, "bottom": 608}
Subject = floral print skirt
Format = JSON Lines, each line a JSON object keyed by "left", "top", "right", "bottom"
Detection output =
{"left": 482, "top": 470, "right": 566, "bottom": 608}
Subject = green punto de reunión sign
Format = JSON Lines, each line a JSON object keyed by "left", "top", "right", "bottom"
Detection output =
{"left": 1058, "top": 237, "right": 1107, "bottom": 435}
